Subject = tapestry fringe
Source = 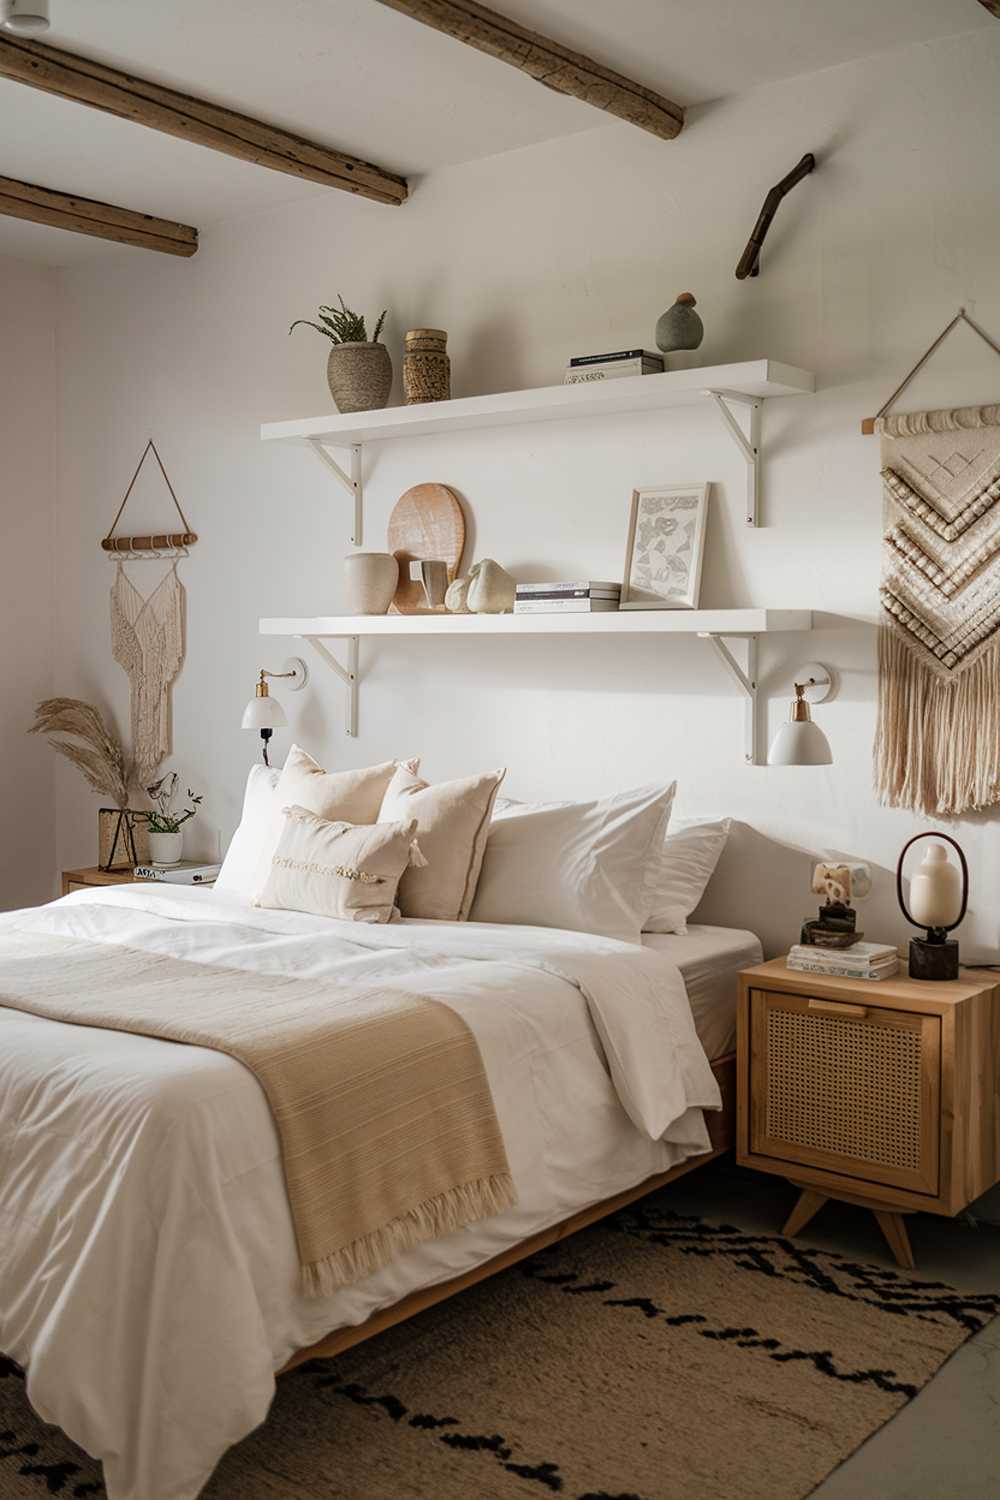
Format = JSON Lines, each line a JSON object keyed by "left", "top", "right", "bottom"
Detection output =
{"left": 874, "top": 625, "right": 1000, "bottom": 816}
{"left": 300, "top": 1172, "right": 517, "bottom": 1297}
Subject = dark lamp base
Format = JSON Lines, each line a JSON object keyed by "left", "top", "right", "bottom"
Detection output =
{"left": 908, "top": 937, "right": 959, "bottom": 982}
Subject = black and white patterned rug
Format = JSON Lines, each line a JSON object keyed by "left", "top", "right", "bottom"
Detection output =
{"left": 3, "top": 1196, "right": 997, "bottom": 1499}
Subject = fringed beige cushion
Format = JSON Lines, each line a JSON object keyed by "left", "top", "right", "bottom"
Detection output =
{"left": 256, "top": 805, "right": 426, "bottom": 922}
{"left": 379, "top": 765, "right": 506, "bottom": 921}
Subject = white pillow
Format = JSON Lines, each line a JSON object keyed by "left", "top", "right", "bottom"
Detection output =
{"left": 255, "top": 805, "right": 424, "bottom": 923}
{"left": 470, "top": 782, "right": 676, "bottom": 943}
{"left": 643, "top": 817, "right": 733, "bottom": 935}
{"left": 215, "top": 764, "right": 280, "bottom": 897}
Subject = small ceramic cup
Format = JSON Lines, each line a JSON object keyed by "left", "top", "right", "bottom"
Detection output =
{"left": 344, "top": 552, "right": 398, "bottom": 614}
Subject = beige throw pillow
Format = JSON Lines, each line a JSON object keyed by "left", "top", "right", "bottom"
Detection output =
{"left": 255, "top": 805, "right": 424, "bottom": 923}
{"left": 256, "top": 745, "right": 419, "bottom": 889}
{"left": 378, "top": 765, "right": 506, "bottom": 921}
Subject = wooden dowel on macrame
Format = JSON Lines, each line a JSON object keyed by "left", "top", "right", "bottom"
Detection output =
{"left": 101, "top": 532, "right": 197, "bottom": 552}
{"left": 861, "top": 308, "right": 1000, "bottom": 434}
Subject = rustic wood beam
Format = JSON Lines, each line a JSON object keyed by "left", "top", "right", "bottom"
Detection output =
{"left": 0, "top": 34, "right": 408, "bottom": 206}
{"left": 373, "top": 0, "right": 684, "bottom": 141}
{"left": 0, "top": 174, "right": 198, "bottom": 256}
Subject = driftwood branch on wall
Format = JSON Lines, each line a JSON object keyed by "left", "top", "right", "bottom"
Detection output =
{"left": 735, "top": 152, "right": 815, "bottom": 279}
{"left": 373, "top": 0, "right": 684, "bottom": 141}
{"left": 0, "top": 174, "right": 198, "bottom": 256}
{"left": 0, "top": 34, "right": 408, "bottom": 207}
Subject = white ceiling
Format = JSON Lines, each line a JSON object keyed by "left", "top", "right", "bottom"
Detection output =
{"left": 0, "top": 0, "right": 993, "bottom": 266}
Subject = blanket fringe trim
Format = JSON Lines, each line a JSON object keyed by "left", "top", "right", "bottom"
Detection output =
{"left": 874, "top": 624, "right": 1000, "bottom": 815}
{"left": 301, "top": 1172, "right": 517, "bottom": 1297}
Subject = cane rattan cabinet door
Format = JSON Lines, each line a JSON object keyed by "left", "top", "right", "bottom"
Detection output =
{"left": 748, "top": 988, "right": 940, "bottom": 1196}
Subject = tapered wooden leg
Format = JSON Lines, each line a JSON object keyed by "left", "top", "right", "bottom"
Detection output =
{"left": 783, "top": 1187, "right": 828, "bottom": 1238}
{"left": 874, "top": 1210, "right": 915, "bottom": 1270}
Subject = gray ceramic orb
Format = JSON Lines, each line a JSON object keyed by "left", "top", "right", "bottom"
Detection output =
{"left": 655, "top": 292, "right": 704, "bottom": 355}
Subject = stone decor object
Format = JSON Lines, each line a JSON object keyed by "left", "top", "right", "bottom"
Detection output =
{"left": 467, "top": 559, "right": 516, "bottom": 614}
{"left": 655, "top": 292, "right": 704, "bottom": 368}
{"left": 404, "top": 328, "right": 451, "bottom": 405}
{"left": 445, "top": 576, "right": 472, "bottom": 613}
{"left": 344, "top": 552, "right": 399, "bottom": 614}
{"left": 327, "top": 341, "right": 393, "bottom": 413}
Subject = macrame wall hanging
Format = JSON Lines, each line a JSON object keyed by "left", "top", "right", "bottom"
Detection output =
{"left": 865, "top": 309, "right": 1000, "bottom": 816}
{"left": 101, "top": 440, "right": 197, "bottom": 782}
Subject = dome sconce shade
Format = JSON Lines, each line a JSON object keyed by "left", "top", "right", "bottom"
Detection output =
{"left": 1, "top": 0, "right": 50, "bottom": 32}
{"left": 241, "top": 657, "right": 307, "bottom": 765}
{"left": 896, "top": 832, "right": 969, "bottom": 981}
{"left": 767, "top": 662, "right": 834, "bottom": 766}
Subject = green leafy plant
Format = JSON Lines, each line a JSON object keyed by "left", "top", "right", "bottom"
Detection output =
{"left": 289, "top": 295, "right": 387, "bottom": 345}
{"left": 133, "top": 771, "right": 203, "bottom": 834}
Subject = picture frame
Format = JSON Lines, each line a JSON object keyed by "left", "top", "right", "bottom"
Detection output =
{"left": 620, "top": 482, "right": 710, "bottom": 610}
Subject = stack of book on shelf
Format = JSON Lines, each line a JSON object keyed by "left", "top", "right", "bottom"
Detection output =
{"left": 514, "top": 581, "right": 621, "bottom": 614}
{"left": 564, "top": 349, "right": 664, "bottom": 384}
{"left": 787, "top": 941, "right": 900, "bottom": 982}
{"left": 134, "top": 861, "right": 221, "bottom": 886}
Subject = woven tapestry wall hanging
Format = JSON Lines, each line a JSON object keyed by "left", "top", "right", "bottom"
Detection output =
{"left": 875, "top": 401, "right": 1000, "bottom": 815}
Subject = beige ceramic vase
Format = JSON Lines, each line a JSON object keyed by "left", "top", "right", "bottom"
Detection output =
{"left": 403, "top": 329, "right": 450, "bottom": 405}
{"left": 327, "top": 342, "right": 393, "bottom": 413}
{"left": 344, "top": 552, "right": 398, "bottom": 614}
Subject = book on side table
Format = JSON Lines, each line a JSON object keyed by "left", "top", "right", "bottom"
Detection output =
{"left": 133, "top": 862, "right": 221, "bottom": 885}
{"left": 787, "top": 941, "right": 899, "bottom": 981}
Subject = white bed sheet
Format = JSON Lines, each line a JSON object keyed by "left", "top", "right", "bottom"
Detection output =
{"left": 0, "top": 885, "right": 723, "bottom": 1500}
{"left": 642, "top": 924, "right": 764, "bottom": 1060}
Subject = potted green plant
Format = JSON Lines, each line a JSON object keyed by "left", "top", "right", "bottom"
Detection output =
{"left": 290, "top": 296, "right": 391, "bottom": 413}
{"left": 133, "top": 772, "right": 203, "bottom": 866}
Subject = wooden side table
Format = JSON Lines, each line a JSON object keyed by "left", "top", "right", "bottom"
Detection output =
{"left": 62, "top": 866, "right": 139, "bottom": 896}
{"left": 737, "top": 957, "right": 1000, "bottom": 1268}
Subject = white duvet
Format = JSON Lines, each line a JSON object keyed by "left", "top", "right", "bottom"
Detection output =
{"left": 0, "top": 885, "right": 720, "bottom": 1500}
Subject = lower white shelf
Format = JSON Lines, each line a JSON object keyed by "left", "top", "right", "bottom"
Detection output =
{"left": 259, "top": 608, "right": 811, "bottom": 638}
{"left": 259, "top": 608, "right": 814, "bottom": 760}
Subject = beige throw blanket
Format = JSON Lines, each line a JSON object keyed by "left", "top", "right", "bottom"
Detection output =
{"left": 0, "top": 930, "right": 515, "bottom": 1295}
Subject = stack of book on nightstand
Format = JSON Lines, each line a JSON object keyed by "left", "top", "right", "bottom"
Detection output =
{"left": 787, "top": 941, "right": 900, "bottom": 982}
{"left": 514, "top": 581, "right": 621, "bottom": 614}
{"left": 563, "top": 349, "right": 664, "bottom": 384}
{"left": 134, "top": 862, "right": 221, "bottom": 885}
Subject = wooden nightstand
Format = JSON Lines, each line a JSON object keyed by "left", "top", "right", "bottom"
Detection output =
{"left": 61, "top": 866, "right": 138, "bottom": 896}
{"left": 737, "top": 957, "right": 1000, "bottom": 1268}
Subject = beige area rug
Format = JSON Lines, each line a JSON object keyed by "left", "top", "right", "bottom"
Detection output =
{"left": 2, "top": 1196, "right": 997, "bottom": 1499}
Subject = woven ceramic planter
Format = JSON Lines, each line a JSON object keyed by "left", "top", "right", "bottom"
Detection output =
{"left": 403, "top": 329, "right": 450, "bottom": 405}
{"left": 327, "top": 341, "right": 392, "bottom": 413}
{"left": 98, "top": 807, "right": 150, "bottom": 869}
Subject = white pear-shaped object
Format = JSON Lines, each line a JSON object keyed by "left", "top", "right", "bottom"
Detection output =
{"left": 467, "top": 559, "right": 516, "bottom": 614}
{"left": 445, "top": 576, "right": 472, "bottom": 613}
{"left": 910, "top": 843, "right": 962, "bottom": 929}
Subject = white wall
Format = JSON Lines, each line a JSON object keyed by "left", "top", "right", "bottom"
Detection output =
{"left": 52, "top": 26, "right": 1000, "bottom": 960}
{"left": 1, "top": 255, "right": 56, "bottom": 908}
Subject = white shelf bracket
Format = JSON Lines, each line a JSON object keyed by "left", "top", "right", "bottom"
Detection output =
{"left": 302, "top": 635, "right": 360, "bottom": 737}
{"left": 306, "top": 440, "right": 364, "bottom": 546}
{"left": 699, "top": 632, "right": 760, "bottom": 765}
{"left": 704, "top": 390, "right": 761, "bottom": 527}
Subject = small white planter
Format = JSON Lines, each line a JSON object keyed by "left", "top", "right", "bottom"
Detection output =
{"left": 148, "top": 830, "right": 183, "bottom": 866}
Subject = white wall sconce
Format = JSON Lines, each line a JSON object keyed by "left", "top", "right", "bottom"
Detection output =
{"left": 1, "top": 0, "right": 51, "bottom": 33}
{"left": 768, "top": 662, "right": 834, "bottom": 766}
{"left": 241, "top": 657, "right": 307, "bottom": 765}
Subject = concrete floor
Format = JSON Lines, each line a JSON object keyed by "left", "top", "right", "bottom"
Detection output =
{"left": 667, "top": 1160, "right": 1000, "bottom": 1499}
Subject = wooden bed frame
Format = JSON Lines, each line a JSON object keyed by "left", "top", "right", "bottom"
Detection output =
{"left": 279, "top": 1051, "right": 735, "bottom": 1374}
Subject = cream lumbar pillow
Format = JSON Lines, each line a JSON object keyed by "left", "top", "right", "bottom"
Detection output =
{"left": 255, "top": 805, "right": 425, "bottom": 923}
{"left": 255, "top": 745, "right": 419, "bottom": 890}
{"left": 378, "top": 765, "right": 506, "bottom": 921}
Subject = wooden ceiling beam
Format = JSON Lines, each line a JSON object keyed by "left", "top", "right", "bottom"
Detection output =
{"left": 0, "top": 174, "right": 198, "bottom": 256}
{"left": 373, "top": 0, "right": 684, "bottom": 141}
{"left": 0, "top": 34, "right": 408, "bottom": 206}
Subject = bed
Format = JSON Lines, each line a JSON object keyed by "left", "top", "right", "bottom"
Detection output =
{"left": 0, "top": 881, "right": 760, "bottom": 1500}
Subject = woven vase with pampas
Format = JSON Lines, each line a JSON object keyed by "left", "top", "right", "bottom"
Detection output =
{"left": 29, "top": 697, "right": 148, "bottom": 869}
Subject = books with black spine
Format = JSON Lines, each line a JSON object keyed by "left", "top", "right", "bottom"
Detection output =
{"left": 569, "top": 349, "right": 664, "bottom": 368}
{"left": 516, "top": 581, "right": 619, "bottom": 596}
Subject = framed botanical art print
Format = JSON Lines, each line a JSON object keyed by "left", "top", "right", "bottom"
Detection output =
{"left": 621, "top": 482, "right": 710, "bottom": 610}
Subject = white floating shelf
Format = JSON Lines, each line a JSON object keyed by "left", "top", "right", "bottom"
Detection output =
{"left": 261, "top": 360, "right": 814, "bottom": 448}
{"left": 260, "top": 608, "right": 811, "bottom": 638}
{"left": 261, "top": 360, "right": 814, "bottom": 538}
{"left": 260, "top": 609, "right": 814, "bottom": 761}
